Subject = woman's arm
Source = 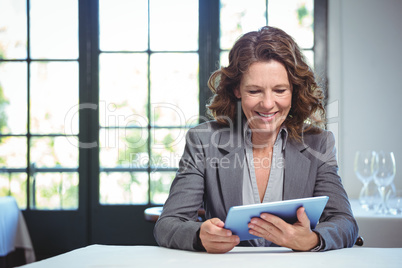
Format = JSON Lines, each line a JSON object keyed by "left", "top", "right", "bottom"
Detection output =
{"left": 154, "top": 128, "right": 206, "bottom": 250}
{"left": 311, "top": 131, "right": 359, "bottom": 250}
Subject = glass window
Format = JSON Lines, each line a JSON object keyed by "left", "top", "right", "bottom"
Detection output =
{"left": 220, "top": 0, "right": 314, "bottom": 69}
{"left": 98, "top": 0, "right": 199, "bottom": 205}
{"left": 0, "top": 0, "right": 321, "bottom": 209}
{"left": 0, "top": 0, "right": 27, "bottom": 59}
{"left": 0, "top": 0, "right": 79, "bottom": 209}
{"left": 30, "top": 0, "right": 78, "bottom": 59}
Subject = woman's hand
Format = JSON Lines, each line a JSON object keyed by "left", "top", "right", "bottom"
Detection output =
{"left": 247, "top": 207, "right": 319, "bottom": 251}
{"left": 199, "top": 218, "right": 240, "bottom": 253}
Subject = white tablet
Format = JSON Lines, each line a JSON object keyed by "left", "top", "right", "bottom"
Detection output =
{"left": 224, "top": 196, "right": 329, "bottom": 241}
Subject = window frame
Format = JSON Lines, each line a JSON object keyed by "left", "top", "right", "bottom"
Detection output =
{"left": 0, "top": 0, "right": 328, "bottom": 210}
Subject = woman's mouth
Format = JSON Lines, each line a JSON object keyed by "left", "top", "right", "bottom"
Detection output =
{"left": 256, "top": 111, "right": 277, "bottom": 118}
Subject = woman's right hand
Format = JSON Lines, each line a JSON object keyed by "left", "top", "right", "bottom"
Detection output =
{"left": 199, "top": 218, "right": 240, "bottom": 253}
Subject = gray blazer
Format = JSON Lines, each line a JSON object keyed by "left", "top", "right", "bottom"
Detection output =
{"left": 154, "top": 120, "right": 358, "bottom": 251}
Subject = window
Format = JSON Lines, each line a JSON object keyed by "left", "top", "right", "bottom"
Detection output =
{"left": 0, "top": 0, "right": 79, "bottom": 209}
{"left": 98, "top": 0, "right": 199, "bottom": 205}
{"left": 0, "top": 0, "right": 322, "bottom": 209}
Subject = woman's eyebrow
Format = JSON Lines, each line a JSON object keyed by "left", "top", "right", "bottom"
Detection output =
{"left": 273, "top": 83, "right": 291, "bottom": 88}
{"left": 244, "top": 83, "right": 290, "bottom": 89}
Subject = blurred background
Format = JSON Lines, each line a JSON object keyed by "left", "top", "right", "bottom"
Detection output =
{"left": 0, "top": 0, "right": 401, "bottom": 261}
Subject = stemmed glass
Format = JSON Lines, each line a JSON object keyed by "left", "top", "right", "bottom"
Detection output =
{"left": 373, "top": 151, "right": 396, "bottom": 214}
{"left": 354, "top": 151, "right": 379, "bottom": 210}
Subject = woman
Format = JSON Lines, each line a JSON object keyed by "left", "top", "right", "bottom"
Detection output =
{"left": 154, "top": 26, "right": 358, "bottom": 253}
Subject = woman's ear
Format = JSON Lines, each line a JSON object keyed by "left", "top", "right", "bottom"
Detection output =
{"left": 234, "top": 88, "right": 241, "bottom": 99}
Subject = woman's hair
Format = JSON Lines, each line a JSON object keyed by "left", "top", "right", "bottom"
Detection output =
{"left": 207, "top": 26, "right": 325, "bottom": 141}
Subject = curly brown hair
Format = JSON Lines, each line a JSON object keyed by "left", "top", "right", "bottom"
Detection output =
{"left": 207, "top": 26, "right": 325, "bottom": 141}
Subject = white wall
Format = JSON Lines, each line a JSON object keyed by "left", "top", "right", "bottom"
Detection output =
{"left": 328, "top": 0, "right": 402, "bottom": 198}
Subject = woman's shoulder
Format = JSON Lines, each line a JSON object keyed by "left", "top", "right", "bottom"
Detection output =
{"left": 188, "top": 120, "right": 235, "bottom": 136}
{"left": 189, "top": 120, "right": 222, "bottom": 131}
{"left": 186, "top": 120, "right": 242, "bottom": 148}
{"left": 295, "top": 125, "right": 335, "bottom": 149}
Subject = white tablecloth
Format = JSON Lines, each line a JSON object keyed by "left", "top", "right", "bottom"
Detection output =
{"left": 0, "top": 197, "right": 35, "bottom": 263}
{"left": 350, "top": 199, "right": 402, "bottom": 247}
{"left": 17, "top": 245, "right": 402, "bottom": 268}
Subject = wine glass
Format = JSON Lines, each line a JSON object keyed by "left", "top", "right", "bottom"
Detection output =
{"left": 354, "top": 151, "right": 379, "bottom": 210}
{"left": 373, "top": 151, "right": 396, "bottom": 214}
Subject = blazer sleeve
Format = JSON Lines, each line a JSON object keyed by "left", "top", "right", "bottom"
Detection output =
{"left": 153, "top": 128, "right": 206, "bottom": 251}
{"left": 311, "top": 131, "right": 359, "bottom": 250}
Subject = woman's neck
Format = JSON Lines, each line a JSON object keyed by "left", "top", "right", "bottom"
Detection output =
{"left": 251, "top": 129, "right": 279, "bottom": 149}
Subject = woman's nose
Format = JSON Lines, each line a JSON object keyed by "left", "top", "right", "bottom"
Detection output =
{"left": 260, "top": 93, "right": 274, "bottom": 109}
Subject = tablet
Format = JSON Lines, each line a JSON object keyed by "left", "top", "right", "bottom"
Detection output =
{"left": 224, "top": 196, "right": 329, "bottom": 241}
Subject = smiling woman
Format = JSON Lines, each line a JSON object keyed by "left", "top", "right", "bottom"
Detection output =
{"left": 154, "top": 26, "right": 358, "bottom": 254}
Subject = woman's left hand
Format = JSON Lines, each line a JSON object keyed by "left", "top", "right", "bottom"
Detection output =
{"left": 247, "top": 207, "right": 319, "bottom": 251}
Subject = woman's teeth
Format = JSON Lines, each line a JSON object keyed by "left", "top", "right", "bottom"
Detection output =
{"left": 257, "top": 112, "right": 275, "bottom": 118}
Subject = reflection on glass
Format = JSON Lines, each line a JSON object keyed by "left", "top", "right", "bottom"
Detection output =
{"left": 30, "top": 0, "right": 78, "bottom": 59}
{"left": 0, "top": 62, "right": 27, "bottom": 134}
{"left": 30, "top": 137, "right": 78, "bottom": 168}
{"left": 30, "top": 62, "right": 78, "bottom": 134}
{"left": 99, "top": 0, "right": 148, "bottom": 51}
{"left": 151, "top": 128, "right": 187, "bottom": 169}
{"left": 0, "top": 0, "right": 27, "bottom": 59}
{"left": 150, "top": 0, "right": 198, "bottom": 51}
{"left": 99, "top": 172, "right": 148, "bottom": 204}
{"left": 150, "top": 53, "right": 199, "bottom": 126}
{"left": 268, "top": 0, "right": 314, "bottom": 49}
{"left": 99, "top": 128, "right": 148, "bottom": 168}
{"left": 220, "top": 0, "right": 266, "bottom": 50}
{"left": 99, "top": 53, "right": 148, "bottom": 126}
{"left": 0, "top": 137, "right": 27, "bottom": 168}
{"left": 32, "top": 172, "right": 78, "bottom": 209}
{"left": 0, "top": 173, "right": 27, "bottom": 209}
{"left": 150, "top": 172, "right": 175, "bottom": 204}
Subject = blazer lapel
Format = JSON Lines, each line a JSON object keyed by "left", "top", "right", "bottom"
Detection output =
{"left": 216, "top": 123, "right": 244, "bottom": 214}
{"left": 283, "top": 139, "right": 311, "bottom": 200}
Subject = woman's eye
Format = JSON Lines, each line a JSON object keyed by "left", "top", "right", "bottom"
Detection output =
{"left": 275, "top": 89, "right": 286, "bottom": 94}
{"left": 248, "top": 90, "right": 259, "bottom": 94}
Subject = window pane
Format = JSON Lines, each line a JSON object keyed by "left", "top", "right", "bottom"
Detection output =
{"left": 30, "top": 0, "right": 78, "bottom": 59}
{"left": 150, "top": 172, "right": 175, "bottom": 204}
{"left": 0, "top": 0, "right": 27, "bottom": 59}
{"left": 151, "top": 128, "right": 187, "bottom": 169}
{"left": 99, "top": 0, "right": 148, "bottom": 51}
{"left": 99, "top": 53, "right": 148, "bottom": 127}
{"left": 150, "top": 53, "right": 199, "bottom": 126}
{"left": 150, "top": 0, "right": 198, "bottom": 51}
{"left": 220, "top": 0, "right": 267, "bottom": 50}
{"left": 32, "top": 172, "right": 78, "bottom": 210}
{"left": 30, "top": 137, "right": 78, "bottom": 168}
{"left": 99, "top": 128, "right": 148, "bottom": 168}
{"left": 0, "top": 173, "right": 27, "bottom": 209}
{"left": 0, "top": 137, "right": 26, "bottom": 168}
{"left": 303, "top": 49, "right": 314, "bottom": 69}
{"left": 99, "top": 172, "right": 148, "bottom": 204}
{"left": 0, "top": 62, "right": 27, "bottom": 134}
{"left": 30, "top": 62, "right": 78, "bottom": 134}
{"left": 219, "top": 51, "right": 229, "bottom": 68}
{"left": 268, "top": 0, "right": 314, "bottom": 49}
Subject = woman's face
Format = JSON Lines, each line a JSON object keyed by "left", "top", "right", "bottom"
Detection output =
{"left": 235, "top": 60, "right": 292, "bottom": 138}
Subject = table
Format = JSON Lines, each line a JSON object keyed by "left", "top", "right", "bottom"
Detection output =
{"left": 17, "top": 245, "right": 402, "bottom": 268}
{"left": 0, "top": 197, "right": 35, "bottom": 267}
{"left": 350, "top": 199, "right": 402, "bottom": 247}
